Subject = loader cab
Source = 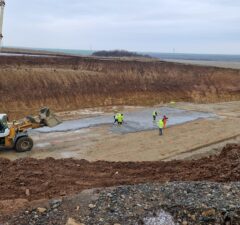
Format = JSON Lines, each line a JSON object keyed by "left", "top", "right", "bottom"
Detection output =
{"left": 0, "top": 113, "right": 33, "bottom": 152}
{"left": 0, "top": 114, "right": 10, "bottom": 146}
{"left": 0, "top": 114, "right": 10, "bottom": 137}
{"left": 0, "top": 114, "right": 8, "bottom": 128}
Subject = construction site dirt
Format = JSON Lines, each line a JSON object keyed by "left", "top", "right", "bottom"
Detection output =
{"left": 0, "top": 55, "right": 240, "bottom": 224}
{"left": 0, "top": 101, "right": 239, "bottom": 162}
{"left": 0, "top": 143, "right": 239, "bottom": 218}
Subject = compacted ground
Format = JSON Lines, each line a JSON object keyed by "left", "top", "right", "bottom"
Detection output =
{"left": 1, "top": 101, "right": 239, "bottom": 162}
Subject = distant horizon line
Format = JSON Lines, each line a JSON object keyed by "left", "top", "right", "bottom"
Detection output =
{"left": 2, "top": 45, "right": 240, "bottom": 56}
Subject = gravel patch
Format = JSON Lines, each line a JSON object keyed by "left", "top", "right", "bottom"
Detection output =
{"left": 5, "top": 182, "right": 240, "bottom": 225}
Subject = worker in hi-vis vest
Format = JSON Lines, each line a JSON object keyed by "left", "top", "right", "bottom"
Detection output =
{"left": 118, "top": 113, "right": 123, "bottom": 125}
{"left": 152, "top": 110, "right": 158, "bottom": 121}
{"left": 113, "top": 113, "right": 120, "bottom": 124}
{"left": 158, "top": 118, "right": 164, "bottom": 136}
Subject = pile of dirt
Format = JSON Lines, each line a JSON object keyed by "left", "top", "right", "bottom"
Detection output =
{"left": 0, "top": 55, "right": 239, "bottom": 118}
{"left": 0, "top": 143, "right": 239, "bottom": 202}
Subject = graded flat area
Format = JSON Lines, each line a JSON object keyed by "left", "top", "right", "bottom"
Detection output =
{"left": 0, "top": 101, "right": 239, "bottom": 162}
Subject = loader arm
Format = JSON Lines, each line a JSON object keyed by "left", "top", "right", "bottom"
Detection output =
{"left": 13, "top": 107, "right": 61, "bottom": 132}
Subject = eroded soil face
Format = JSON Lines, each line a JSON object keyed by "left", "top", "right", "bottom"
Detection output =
{"left": 0, "top": 56, "right": 240, "bottom": 119}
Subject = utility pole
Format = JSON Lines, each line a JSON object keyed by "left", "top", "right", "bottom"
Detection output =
{"left": 0, "top": 0, "right": 5, "bottom": 50}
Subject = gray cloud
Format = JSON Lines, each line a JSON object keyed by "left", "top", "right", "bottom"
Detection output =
{"left": 2, "top": 0, "right": 240, "bottom": 54}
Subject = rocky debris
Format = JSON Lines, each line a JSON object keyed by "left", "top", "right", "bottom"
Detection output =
{"left": 36, "top": 208, "right": 47, "bottom": 213}
{"left": 50, "top": 199, "right": 62, "bottom": 209}
{"left": 3, "top": 197, "right": 64, "bottom": 225}
{"left": 25, "top": 189, "right": 30, "bottom": 197}
{"left": 3, "top": 182, "right": 240, "bottom": 225}
{"left": 142, "top": 210, "right": 176, "bottom": 225}
{"left": 65, "top": 218, "right": 84, "bottom": 225}
{"left": 88, "top": 204, "right": 95, "bottom": 209}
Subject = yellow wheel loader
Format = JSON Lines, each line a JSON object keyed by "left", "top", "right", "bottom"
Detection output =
{"left": 0, "top": 108, "right": 61, "bottom": 152}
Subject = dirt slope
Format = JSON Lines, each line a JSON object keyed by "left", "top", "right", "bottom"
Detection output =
{"left": 0, "top": 56, "right": 240, "bottom": 118}
{"left": 0, "top": 143, "right": 239, "bottom": 202}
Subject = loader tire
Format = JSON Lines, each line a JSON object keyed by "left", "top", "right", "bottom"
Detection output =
{"left": 15, "top": 137, "right": 33, "bottom": 152}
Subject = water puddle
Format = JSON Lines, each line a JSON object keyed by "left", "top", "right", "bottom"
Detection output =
{"left": 34, "top": 143, "right": 51, "bottom": 148}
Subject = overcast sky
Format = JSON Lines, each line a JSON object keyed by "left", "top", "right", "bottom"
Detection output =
{"left": 2, "top": 0, "right": 240, "bottom": 54}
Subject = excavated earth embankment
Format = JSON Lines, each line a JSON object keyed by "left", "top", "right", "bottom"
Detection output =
{"left": 0, "top": 143, "right": 240, "bottom": 224}
{"left": 0, "top": 56, "right": 240, "bottom": 118}
{"left": 0, "top": 143, "right": 239, "bottom": 202}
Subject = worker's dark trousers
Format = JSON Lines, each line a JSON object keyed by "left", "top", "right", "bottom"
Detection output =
{"left": 159, "top": 128, "right": 163, "bottom": 135}
{"left": 153, "top": 115, "right": 156, "bottom": 121}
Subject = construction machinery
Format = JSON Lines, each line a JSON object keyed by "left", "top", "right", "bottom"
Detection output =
{"left": 0, "top": 108, "right": 61, "bottom": 152}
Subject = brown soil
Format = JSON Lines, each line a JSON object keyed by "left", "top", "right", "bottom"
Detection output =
{"left": 0, "top": 143, "right": 239, "bottom": 202}
{"left": 0, "top": 56, "right": 240, "bottom": 119}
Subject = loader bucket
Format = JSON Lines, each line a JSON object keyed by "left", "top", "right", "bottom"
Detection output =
{"left": 39, "top": 108, "right": 62, "bottom": 127}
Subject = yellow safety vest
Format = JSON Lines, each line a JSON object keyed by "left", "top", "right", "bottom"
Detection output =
{"left": 158, "top": 119, "right": 164, "bottom": 129}
{"left": 118, "top": 115, "right": 123, "bottom": 122}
